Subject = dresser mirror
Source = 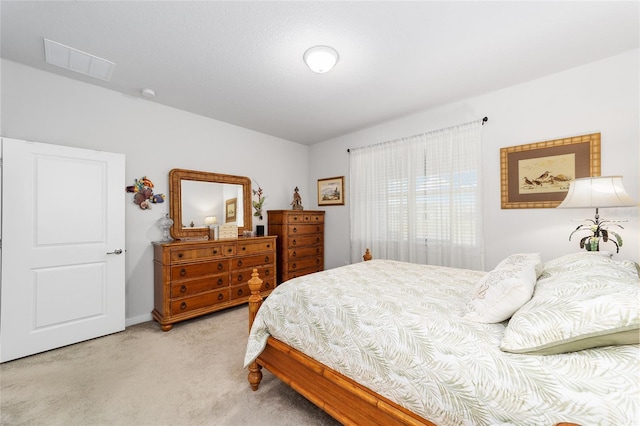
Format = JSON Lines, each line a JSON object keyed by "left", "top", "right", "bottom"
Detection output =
{"left": 169, "top": 169, "right": 252, "bottom": 240}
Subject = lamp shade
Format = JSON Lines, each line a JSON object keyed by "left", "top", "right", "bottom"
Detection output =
{"left": 557, "top": 176, "right": 636, "bottom": 209}
{"left": 303, "top": 45, "right": 339, "bottom": 73}
{"left": 204, "top": 216, "right": 218, "bottom": 226}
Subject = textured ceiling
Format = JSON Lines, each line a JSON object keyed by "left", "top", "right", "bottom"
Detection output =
{"left": 1, "top": 1, "right": 638, "bottom": 145}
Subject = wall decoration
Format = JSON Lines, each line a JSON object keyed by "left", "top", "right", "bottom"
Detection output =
{"left": 125, "top": 176, "right": 165, "bottom": 210}
{"left": 318, "top": 176, "right": 345, "bottom": 206}
{"left": 225, "top": 198, "right": 237, "bottom": 222}
{"left": 500, "top": 133, "right": 600, "bottom": 209}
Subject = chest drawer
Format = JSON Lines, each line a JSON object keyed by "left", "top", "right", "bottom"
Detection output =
{"left": 171, "top": 291, "right": 229, "bottom": 314}
{"left": 287, "top": 246, "right": 323, "bottom": 259}
{"left": 288, "top": 234, "right": 323, "bottom": 248}
{"left": 287, "top": 224, "right": 323, "bottom": 236}
{"left": 286, "top": 213, "right": 324, "bottom": 224}
{"left": 171, "top": 275, "right": 228, "bottom": 298}
{"left": 288, "top": 255, "right": 323, "bottom": 271}
{"left": 170, "top": 261, "right": 228, "bottom": 281}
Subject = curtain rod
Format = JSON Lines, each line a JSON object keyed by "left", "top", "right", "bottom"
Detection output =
{"left": 347, "top": 116, "right": 488, "bottom": 153}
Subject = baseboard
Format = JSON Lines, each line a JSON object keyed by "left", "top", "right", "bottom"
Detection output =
{"left": 125, "top": 313, "right": 152, "bottom": 327}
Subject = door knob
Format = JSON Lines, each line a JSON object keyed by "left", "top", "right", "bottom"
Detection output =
{"left": 107, "top": 249, "right": 123, "bottom": 255}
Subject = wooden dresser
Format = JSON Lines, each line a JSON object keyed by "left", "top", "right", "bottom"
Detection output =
{"left": 267, "top": 210, "right": 324, "bottom": 284}
{"left": 152, "top": 236, "right": 276, "bottom": 331}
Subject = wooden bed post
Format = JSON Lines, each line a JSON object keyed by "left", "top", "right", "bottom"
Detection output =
{"left": 247, "top": 268, "right": 263, "bottom": 391}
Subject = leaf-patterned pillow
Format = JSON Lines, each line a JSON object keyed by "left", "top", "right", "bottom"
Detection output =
{"left": 465, "top": 253, "right": 541, "bottom": 323}
{"left": 500, "top": 253, "right": 640, "bottom": 355}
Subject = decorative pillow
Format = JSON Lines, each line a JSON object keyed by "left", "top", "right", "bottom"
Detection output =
{"left": 500, "top": 253, "right": 640, "bottom": 355}
{"left": 465, "top": 253, "right": 542, "bottom": 323}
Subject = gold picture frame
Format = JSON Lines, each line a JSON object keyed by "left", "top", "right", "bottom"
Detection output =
{"left": 225, "top": 198, "right": 237, "bottom": 222}
{"left": 500, "top": 133, "right": 601, "bottom": 209}
{"left": 317, "top": 176, "right": 345, "bottom": 206}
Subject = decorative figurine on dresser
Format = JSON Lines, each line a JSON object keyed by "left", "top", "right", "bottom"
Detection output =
{"left": 268, "top": 209, "right": 324, "bottom": 284}
{"left": 152, "top": 169, "right": 277, "bottom": 331}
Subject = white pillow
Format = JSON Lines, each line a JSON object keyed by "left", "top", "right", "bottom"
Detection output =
{"left": 465, "top": 253, "right": 541, "bottom": 323}
{"left": 500, "top": 253, "right": 640, "bottom": 355}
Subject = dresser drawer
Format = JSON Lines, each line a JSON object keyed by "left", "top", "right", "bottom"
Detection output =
{"left": 170, "top": 261, "right": 228, "bottom": 281}
{"left": 285, "top": 265, "right": 323, "bottom": 281}
{"left": 171, "top": 275, "right": 228, "bottom": 297}
{"left": 288, "top": 234, "right": 323, "bottom": 248}
{"left": 230, "top": 264, "right": 275, "bottom": 287}
{"left": 170, "top": 290, "right": 229, "bottom": 314}
{"left": 231, "top": 253, "right": 274, "bottom": 270}
{"left": 286, "top": 213, "right": 324, "bottom": 224}
{"left": 170, "top": 244, "right": 235, "bottom": 262}
{"left": 287, "top": 224, "right": 324, "bottom": 236}
{"left": 230, "top": 267, "right": 276, "bottom": 299}
{"left": 237, "top": 240, "right": 276, "bottom": 255}
{"left": 288, "top": 255, "right": 323, "bottom": 271}
{"left": 287, "top": 246, "right": 323, "bottom": 259}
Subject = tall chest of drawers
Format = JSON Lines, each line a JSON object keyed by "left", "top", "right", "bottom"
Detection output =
{"left": 152, "top": 236, "right": 276, "bottom": 331}
{"left": 267, "top": 210, "right": 324, "bottom": 284}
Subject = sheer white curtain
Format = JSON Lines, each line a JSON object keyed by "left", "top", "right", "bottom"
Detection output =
{"left": 349, "top": 119, "right": 485, "bottom": 270}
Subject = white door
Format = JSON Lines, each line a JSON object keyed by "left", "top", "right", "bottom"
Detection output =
{"left": 0, "top": 138, "right": 125, "bottom": 362}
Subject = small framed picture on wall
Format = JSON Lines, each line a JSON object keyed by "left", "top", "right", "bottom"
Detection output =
{"left": 317, "top": 176, "right": 345, "bottom": 206}
{"left": 225, "top": 198, "right": 237, "bottom": 222}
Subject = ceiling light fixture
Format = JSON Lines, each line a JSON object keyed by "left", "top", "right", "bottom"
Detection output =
{"left": 303, "top": 45, "right": 339, "bottom": 74}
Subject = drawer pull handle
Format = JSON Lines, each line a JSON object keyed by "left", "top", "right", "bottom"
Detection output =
{"left": 267, "top": 244, "right": 271, "bottom": 248}
{"left": 217, "top": 278, "right": 224, "bottom": 286}
{"left": 180, "top": 285, "right": 187, "bottom": 293}
{"left": 237, "top": 288, "right": 243, "bottom": 296}
{"left": 265, "top": 269, "right": 270, "bottom": 276}
{"left": 237, "top": 274, "right": 243, "bottom": 282}
{"left": 217, "top": 263, "right": 223, "bottom": 271}
{"left": 265, "top": 282, "right": 271, "bottom": 289}
{"left": 293, "top": 217, "right": 298, "bottom": 221}
{"left": 293, "top": 227, "right": 297, "bottom": 233}
{"left": 292, "top": 239, "right": 297, "bottom": 246}
{"left": 180, "top": 302, "right": 187, "bottom": 310}
{"left": 178, "top": 253, "right": 184, "bottom": 258}
{"left": 292, "top": 263, "right": 297, "bottom": 269}
{"left": 292, "top": 251, "right": 297, "bottom": 257}
{"left": 237, "top": 260, "right": 243, "bottom": 267}
{"left": 316, "top": 248, "right": 320, "bottom": 254}
{"left": 180, "top": 268, "right": 187, "bottom": 276}
{"left": 316, "top": 226, "right": 320, "bottom": 231}
{"left": 316, "top": 237, "right": 320, "bottom": 243}
{"left": 264, "top": 256, "right": 270, "bottom": 263}
{"left": 218, "top": 293, "right": 224, "bottom": 301}
{"left": 316, "top": 258, "right": 320, "bottom": 264}
{"left": 242, "top": 246, "right": 246, "bottom": 251}
{"left": 227, "top": 248, "right": 233, "bottom": 253}
{"left": 213, "top": 249, "right": 218, "bottom": 255}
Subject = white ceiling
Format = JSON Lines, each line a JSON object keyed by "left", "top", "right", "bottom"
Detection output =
{"left": 1, "top": 1, "right": 638, "bottom": 145}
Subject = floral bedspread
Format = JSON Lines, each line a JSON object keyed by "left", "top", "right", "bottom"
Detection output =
{"left": 244, "top": 259, "right": 639, "bottom": 426}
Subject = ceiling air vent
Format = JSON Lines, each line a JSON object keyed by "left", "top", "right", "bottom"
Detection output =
{"left": 44, "top": 38, "right": 115, "bottom": 81}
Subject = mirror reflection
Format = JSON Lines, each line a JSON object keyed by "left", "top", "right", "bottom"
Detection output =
{"left": 180, "top": 181, "right": 244, "bottom": 228}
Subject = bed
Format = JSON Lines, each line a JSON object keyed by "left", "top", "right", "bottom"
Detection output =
{"left": 244, "top": 252, "right": 640, "bottom": 425}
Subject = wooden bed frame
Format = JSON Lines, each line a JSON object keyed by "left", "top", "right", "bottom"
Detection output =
{"left": 246, "top": 252, "right": 579, "bottom": 426}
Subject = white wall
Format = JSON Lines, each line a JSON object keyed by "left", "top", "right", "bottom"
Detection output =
{"left": 309, "top": 49, "right": 640, "bottom": 270}
{"left": 1, "top": 59, "right": 311, "bottom": 325}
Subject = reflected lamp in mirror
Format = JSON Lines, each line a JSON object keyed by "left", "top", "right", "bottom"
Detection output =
{"left": 205, "top": 216, "right": 219, "bottom": 240}
{"left": 557, "top": 176, "right": 636, "bottom": 252}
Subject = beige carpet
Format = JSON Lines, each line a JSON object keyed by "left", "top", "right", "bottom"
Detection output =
{"left": 0, "top": 305, "right": 340, "bottom": 426}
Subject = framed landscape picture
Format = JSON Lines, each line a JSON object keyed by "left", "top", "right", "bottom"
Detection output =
{"left": 318, "top": 176, "right": 345, "bottom": 206}
{"left": 500, "top": 133, "right": 601, "bottom": 209}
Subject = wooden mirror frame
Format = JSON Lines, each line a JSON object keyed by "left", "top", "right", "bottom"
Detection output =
{"left": 169, "top": 169, "right": 252, "bottom": 240}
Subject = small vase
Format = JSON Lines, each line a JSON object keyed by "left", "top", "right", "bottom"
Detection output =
{"left": 586, "top": 237, "right": 599, "bottom": 251}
